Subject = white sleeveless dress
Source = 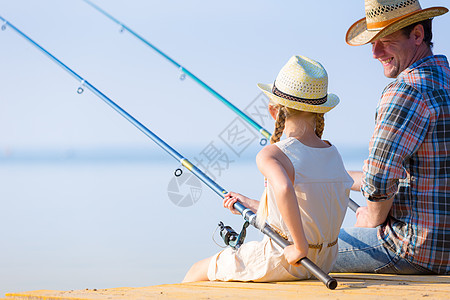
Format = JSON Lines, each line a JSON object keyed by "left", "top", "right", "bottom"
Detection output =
{"left": 207, "top": 137, "right": 353, "bottom": 282}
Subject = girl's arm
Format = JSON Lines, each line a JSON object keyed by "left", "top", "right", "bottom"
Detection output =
{"left": 256, "top": 145, "right": 309, "bottom": 265}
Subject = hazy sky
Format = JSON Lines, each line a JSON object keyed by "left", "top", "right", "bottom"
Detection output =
{"left": 1, "top": 0, "right": 449, "bottom": 153}
{"left": 1, "top": 0, "right": 449, "bottom": 293}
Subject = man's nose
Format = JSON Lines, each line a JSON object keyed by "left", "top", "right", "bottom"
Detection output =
{"left": 372, "top": 41, "right": 384, "bottom": 59}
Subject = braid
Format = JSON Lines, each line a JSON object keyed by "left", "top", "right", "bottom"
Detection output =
{"left": 315, "top": 113, "right": 325, "bottom": 138}
{"left": 270, "top": 106, "right": 286, "bottom": 144}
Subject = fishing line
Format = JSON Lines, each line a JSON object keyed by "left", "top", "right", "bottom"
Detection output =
{"left": 80, "top": 0, "right": 361, "bottom": 213}
{"left": 81, "top": 0, "right": 271, "bottom": 143}
{"left": 0, "top": 16, "right": 338, "bottom": 290}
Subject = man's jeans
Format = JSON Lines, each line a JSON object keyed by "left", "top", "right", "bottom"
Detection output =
{"left": 332, "top": 227, "right": 434, "bottom": 274}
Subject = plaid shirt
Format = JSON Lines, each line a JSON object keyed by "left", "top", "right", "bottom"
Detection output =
{"left": 362, "top": 55, "right": 450, "bottom": 274}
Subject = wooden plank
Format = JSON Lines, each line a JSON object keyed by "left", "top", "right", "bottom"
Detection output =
{"left": 4, "top": 274, "right": 450, "bottom": 300}
{"left": 332, "top": 273, "right": 450, "bottom": 283}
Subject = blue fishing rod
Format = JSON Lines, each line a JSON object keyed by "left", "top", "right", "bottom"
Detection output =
{"left": 79, "top": 0, "right": 361, "bottom": 214}
{"left": 0, "top": 16, "right": 338, "bottom": 290}
{"left": 81, "top": 0, "right": 271, "bottom": 143}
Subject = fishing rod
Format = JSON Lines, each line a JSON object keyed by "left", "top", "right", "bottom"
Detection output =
{"left": 81, "top": 0, "right": 271, "bottom": 143}
{"left": 348, "top": 198, "right": 360, "bottom": 212}
{"left": 79, "top": 0, "right": 361, "bottom": 214}
{"left": 0, "top": 16, "right": 338, "bottom": 290}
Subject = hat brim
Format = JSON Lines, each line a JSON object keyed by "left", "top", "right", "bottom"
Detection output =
{"left": 346, "top": 6, "right": 448, "bottom": 46}
{"left": 257, "top": 83, "right": 339, "bottom": 114}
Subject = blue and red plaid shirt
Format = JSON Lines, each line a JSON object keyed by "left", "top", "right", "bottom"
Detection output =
{"left": 362, "top": 55, "right": 450, "bottom": 274}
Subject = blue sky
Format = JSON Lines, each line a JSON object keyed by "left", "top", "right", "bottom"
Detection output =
{"left": 1, "top": 0, "right": 448, "bottom": 155}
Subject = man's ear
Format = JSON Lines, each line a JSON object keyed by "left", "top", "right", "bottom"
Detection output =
{"left": 411, "top": 24, "right": 425, "bottom": 46}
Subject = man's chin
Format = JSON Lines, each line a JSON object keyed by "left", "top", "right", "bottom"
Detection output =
{"left": 384, "top": 68, "right": 399, "bottom": 79}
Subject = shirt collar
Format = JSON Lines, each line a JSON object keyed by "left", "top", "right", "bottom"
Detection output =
{"left": 402, "top": 55, "right": 449, "bottom": 75}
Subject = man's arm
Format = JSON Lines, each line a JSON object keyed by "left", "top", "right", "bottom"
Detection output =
{"left": 348, "top": 170, "right": 363, "bottom": 191}
{"left": 357, "top": 84, "right": 429, "bottom": 227}
{"left": 349, "top": 169, "right": 394, "bottom": 227}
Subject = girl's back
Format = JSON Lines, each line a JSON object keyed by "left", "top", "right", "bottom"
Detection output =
{"left": 267, "top": 137, "right": 352, "bottom": 252}
{"left": 265, "top": 137, "right": 353, "bottom": 277}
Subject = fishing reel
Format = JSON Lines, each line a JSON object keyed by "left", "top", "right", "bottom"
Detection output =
{"left": 217, "top": 220, "right": 249, "bottom": 250}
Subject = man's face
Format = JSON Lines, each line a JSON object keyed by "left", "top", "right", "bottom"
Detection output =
{"left": 371, "top": 29, "right": 417, "bottom": 78}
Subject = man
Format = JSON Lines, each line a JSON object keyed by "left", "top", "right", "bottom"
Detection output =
{"left": 333, "top": 0, "right": 450, "bottom": 274}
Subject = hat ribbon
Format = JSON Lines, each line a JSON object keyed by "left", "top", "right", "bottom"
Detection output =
{"left": 367, "top": 8, "right": 421, "bottom": 30}
{"left": 272, "top": 83, "right": 328, "bottom": 105}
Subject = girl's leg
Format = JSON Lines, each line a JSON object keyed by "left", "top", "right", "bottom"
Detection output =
{"left": 182, "top": 256, "right": 213, "bottom": 283}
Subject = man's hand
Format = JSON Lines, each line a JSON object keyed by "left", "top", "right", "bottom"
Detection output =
{"left": 355, "top": 206, "right": 376, "bottom": 228}
{"left": 355, "top": 197, "right": 394, "bottom": 228}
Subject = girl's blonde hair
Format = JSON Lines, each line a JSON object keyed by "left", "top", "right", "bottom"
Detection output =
{"left": 255, "top": 103, "right": 325, "bottom": 229}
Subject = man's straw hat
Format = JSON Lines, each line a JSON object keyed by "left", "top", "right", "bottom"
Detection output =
{"left": 346, "top": 0, "right": 448, "bottom": 46}
{"left": 257, "top": 55, "right": 339, "bottom": 114}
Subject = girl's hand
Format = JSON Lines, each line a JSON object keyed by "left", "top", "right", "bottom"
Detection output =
{"left": 283, "top": 244, "right": 308, "bottom": 266}
{"left": 223, "top": 192, "right": 255, "bottom": 215}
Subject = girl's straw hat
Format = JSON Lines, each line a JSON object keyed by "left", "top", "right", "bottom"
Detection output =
{"left": 257, "top": 55, "right": 339, "bottom": 114}
{"left": 346, "top": 0, "right": 448, "bottom": 46}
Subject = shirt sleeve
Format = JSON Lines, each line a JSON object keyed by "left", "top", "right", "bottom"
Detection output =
{"left": 362, "top": 82, "right": 430, "bottom": 201}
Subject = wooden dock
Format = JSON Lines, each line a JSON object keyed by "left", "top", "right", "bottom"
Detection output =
{"left": 3, "top": 274, "right": 450, "bottom": 299}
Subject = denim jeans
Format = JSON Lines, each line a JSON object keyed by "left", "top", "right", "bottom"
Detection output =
{"left": 331, "top": 227, "right": 434, "bottom": 274}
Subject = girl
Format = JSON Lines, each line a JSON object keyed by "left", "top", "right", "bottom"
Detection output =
{"left": 183, "top": 55, "right": 353, "bottom": 282}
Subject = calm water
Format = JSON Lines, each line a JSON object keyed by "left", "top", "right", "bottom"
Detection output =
{"left": 0, "top": 148, "right": 365, "bottom": 295}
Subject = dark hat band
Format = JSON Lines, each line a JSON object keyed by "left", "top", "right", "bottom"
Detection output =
{"left": 272, "top": 84, "right": 328, "bottom": 105}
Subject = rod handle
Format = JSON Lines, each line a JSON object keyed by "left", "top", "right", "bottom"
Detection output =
{"left": 256, "top": 222, "right": 338, "bottom": 290}
{"left": 348, "top": 198, "right": 360, "bottom": 212}
{"left": 235, "top": 202, "right": 338, "bottom": 289}
{"left": 299, "top": 257, "right": 337, "bottom": 290}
